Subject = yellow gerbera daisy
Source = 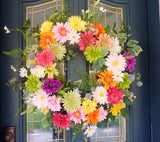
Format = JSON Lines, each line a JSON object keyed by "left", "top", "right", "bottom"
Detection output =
{"left": 68, "top": 16, "right": 86, "bottom": 32}
{"left": 45, "top": 63, "right": 59, "bottom": 78}
{"left": 81, "top": 99, "right": 97, "bottom": 114}
{"left": 110, "top": 102, "right": 124, "bottom": 116}
{"left": 40, "top": 21, "right": 53, "bottom": 33}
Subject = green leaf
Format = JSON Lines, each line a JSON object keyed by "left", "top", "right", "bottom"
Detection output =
{"left": 100, "top": 42, "right": 108, "bottom": 56}
{"left": 2, "top": 51, "right": 10, "bottom": 56}
{"left": 133, "top": 45, "right": 142, "bottom": 52}
{"left": 98, "top": 58, "right": 105, "bottom": 67}
{"left": 121, "top": 108, "right": 129, "bottom": 119}
{"left": 104, "top": 24, "right": 111, "bottom": 33}
{"left": 123, "top": 96, "right": 135, "bottom": 105}
{"left": 15, "top": 104, "right": 25, "bottom": 118}
{"left": 127, "top": 40, "right": 138, "bottom": 47}
{"left": 136, "top": 73, "right": 141, "bottom": 80}
{"left": 41, "top": 117, "right": 50, "bottom": 128}
{"left": 22, "top": 19, "right": 31, "bottom": 31}
{"left": 127, "top": 48, "right": 136, "bottom": 54}
{"left": 92, "top": 58, "right": 105, "bottom": 70}
{"left": 119, "top": 37, "right": 127, "bottom": 44}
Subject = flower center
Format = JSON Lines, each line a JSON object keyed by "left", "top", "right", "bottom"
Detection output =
{"left": 75, "top": 112, "right": 80, "bottom": 116}
{"left": 100, "top": 92, "right": 104, "bottom": 97}
{"left": 61, "top": 30, "right": 66, "bottom": 35}
{"left": 23, "top": 71, "right": 26, "bottom": 74}
{"left": 88, "top": 128, "right": 92, "bottom": 131}
{"left": 46, "top": 38, "right": 50, "bottom": 43}
{"left": 70, "top": 99, "right": 74, "bottom": 103}
{"left": 84, "top": 39, "right": 89, "bottom": 44}
{"left": 72, "top": 35, "right": 76, "bottom": 39}
{"left": 105, "top": 76, "right": 111, "bottom": 82}
{"left": 117, "top": 74, "right": 120, "bottom": 78}
{"left": 40, "top": 95, "right": 45, "bottom": 100}
{"left": 113, "top": 94, "right": 117, "bottom": 98}
{"left": 113, "top": 61, "right": 118, "bottom": 66}
{"left": 53, "top": 48, "right": 58, "bottom": 53}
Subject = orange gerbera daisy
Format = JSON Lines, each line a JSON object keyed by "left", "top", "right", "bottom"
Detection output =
{"left": 93, "top": 23, "right": 105, "bottom": 38}
{"left": 98, "top": 70, "right": 117, "bottom": 89}
{"left": 39, "top": 31, "right": 56, "bottom": 49}
{"left": 86, "top": 109, "right": 99, "bottom": 124}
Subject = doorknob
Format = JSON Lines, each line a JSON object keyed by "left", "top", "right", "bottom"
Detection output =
{"left": 3, "top": 126, "right": 16, "bottom": 142}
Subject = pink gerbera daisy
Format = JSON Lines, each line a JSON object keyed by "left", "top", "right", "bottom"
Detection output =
{"left": 78, "top": 31, "right": 96, "bottom": 51}
{"left": 52, "top": 113, "right": 71, "bottom": 129}
{"left": 52, "top": 22, "right": 71, "bottom": 43}
{"left": 97, "top": 33, "right": 113, "bottom": 49}
{"left": 47, "top": 95, "right": 61, "bottom": 112}
{"left": 37, "top": 49, "right": 55, "bottom": 67}
{"left": 107, "top": 86, "right": 124, "bottom": 105}
{"left": 98, "top": 106, "right": 108, "bottom": 122}
{"left": 69, "top": 109, "right": 86, "bottom": 124}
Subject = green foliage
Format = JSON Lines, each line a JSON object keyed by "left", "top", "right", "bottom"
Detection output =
{"left": 100, "top": 42, "right": 108, "bottom": 56}
{"left": 92, "top": 58, "right": 105, "bottom": 70}
{"left": 41, "top": 111, "right": 53, "bottom": 128}
{"left": 2, "top": 48, "right": 23, "bottom": 58}
{"left": 121, "top": 108, "right": 129, "bottom": 120}
{"left": 22, "top": 19, "right": 31, "bottom": 32}
{"left": 15, "top": 104, "right": 25, "bottom": 118}
{"left": 123, "top": 96, "right": 135, "bottom": 105}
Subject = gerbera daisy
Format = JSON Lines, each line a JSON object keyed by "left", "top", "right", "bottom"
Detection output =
{"left": 39, "top": 31, "right": 56, "bottom": 49}
{"left": 49, "top": 43, "right": 66, "bottom": 60}
{"left": 47, "top": 95, "right": 61, "bottom": 112}
{"left": 43, "top": 78, "right": 62, "bottom": 95}
{"left": 84, "top": 125, "right": 97, "bottom": 137}
{"left": 62, "top": 90, "right": 81, "bottom": 112}
{"left": 19, "top": 67, "right": 28, "bottom": 77}
{"left": 98, "top": 106, "right": 108, "bottom": 122}
{"left": 67, "top": 16, "right": 86, "bottom": 32}
{"left": 107, "top": 86, "right": 123, "bottom": 105}
{"left": 97, "top": 33, "right": 113, "bottom": 49}
{"left": 123, "top": 52, "right": 136, "bottom": 72}
{"left": 110, "top": 102, "right": 124, "bottom": 116}
{"left": 86, "top": 109, "right": 99, "bottom": 124}
{"left": 118, "top": 73, "right": 132, "bottom": 90}
{"left": 105, "top": 54, "right": 126, "bottom": 73}
{"left": 68, "top": 31, "right": 80, "bottom": 44}
{"left": 52, "top": 22, "right": 71, "bottom": 43}
{"left": 110, "top": 37, "right": 121, "bottom": 54}
{"left": 84, "top": 46, "right": 102, "bottom": 63}
{"left": 45, "top": 63, "right": 59, "bottom": 78}
{"left": 40, "top": 21, "right": 53, "bottom": 33}
{"left": 32, "top": 89, "right": 49, "bottom": 109}
{"left": 93, "top": 23, "right": 105, "bottom": 38}
{"left": 98, "top": 70, "right": 117, "bottom": 90}
{"left": 69, "top": 109, "right": 86, "bottom": 124}
{"left": 52, "top": 113, "right": 71, "bottom": 129}
{"left": 81, "top": 99, "right": 97, "bottom": 114}
{"left": 113, "top": 71, "right": 124, "bottom": 83}
{"left": 92, "top": 86, "right": 108, "bottom": 105}
{"left": 37, "top": 49, "right": 55, "bottom": 67}
{"left": 25, "top": 75, "right": 40, "bottom": 93}
{"left": 78, "top": 31, "right": 96, "bottom": 51}
{"left": 30, "top": 65, "right": 45, "bottom": 78}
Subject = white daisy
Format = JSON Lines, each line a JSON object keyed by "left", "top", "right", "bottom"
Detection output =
{"left": 105, "top": 54, "right": 126, "bottom": 73}
{"left": 110, "top": 37, "right": 121, "bottom": 54}
{"left": 100, "top": 7, "right": 107, "bottom": 12}
{"left": 113, "top": 71, "right": 124, "bottom": 83}
{"left": 84, "top": 125, "right": 97, "bottom": 137}
{"left": 30, "top": 65, "right": 45, "bottom": 78}
{"left": 4, "top": 25, "right": 11, "bottom": 34}
{"left": 68, "top": 31, "right": 80, "bottom": 44}
{"left": 32, "top": 89, "right": 49, "bottom": 109}
{"left": 92, "top": 86, "right": 108, "bottom": 105}
{"left": 19, "top": 67, "right": 28, "bottom": 77}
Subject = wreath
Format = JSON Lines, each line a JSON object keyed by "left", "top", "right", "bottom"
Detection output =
{"left": 3, "top": 1, "right": 143, "bottom": 141}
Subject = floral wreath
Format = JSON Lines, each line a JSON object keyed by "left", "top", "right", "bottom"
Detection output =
{"left": 3, "top": 1, "right": 143, "bottom": 141}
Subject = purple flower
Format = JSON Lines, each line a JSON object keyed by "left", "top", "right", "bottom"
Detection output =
{"left": 123, "top": 52, "right": 136, "bottom": 72}
{"left": 30, "top": 63, "right": 36, "bottom": 68}
{"left": 129, "top": 74, "right": 135, "bottom": 81}
{"left": 43, "top": 78, "right": 62, "bottom": 95}
{"left": 137, "top": 81, "right": 143, "bottom": 87}
{"left": 29, "top": 53, "right": 35, "bottom": 60}
{"left": 85, "top": 93, "right": 92, "bottom": 100}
